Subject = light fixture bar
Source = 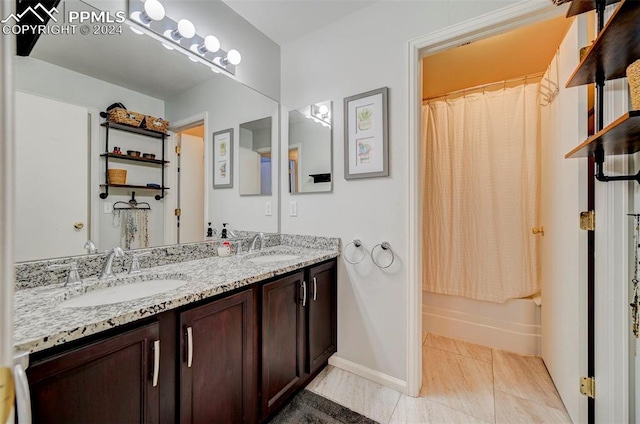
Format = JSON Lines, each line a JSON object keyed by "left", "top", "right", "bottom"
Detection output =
{"left": 128, "top": 0, "right": 239, "bottom": 75}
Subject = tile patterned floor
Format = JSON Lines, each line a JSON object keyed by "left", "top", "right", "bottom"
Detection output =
{"left": 306, "top": 333, "right": 573, "bottom": 423}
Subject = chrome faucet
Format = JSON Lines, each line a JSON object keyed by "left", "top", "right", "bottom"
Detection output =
{"left": 100, "top": 247, "right": 124, "bottom": 279}
{"left": 83, "top": 240, "right": 98, "bottom": 254}
{"left": 48, "top": 262, "right": 83, "bottom": 286}
{"left": 249, "top": 232, "right": 265, "bottom": 252}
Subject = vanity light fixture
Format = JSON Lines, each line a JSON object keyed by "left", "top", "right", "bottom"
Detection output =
{"left": 128, "top": 0, "right": 241, "bottom": 75}
{"left": 129, "top": 25, "right": 144, "bottom": 35}
{"left": 310, "top": 103, "right": 331, "bottom": 127}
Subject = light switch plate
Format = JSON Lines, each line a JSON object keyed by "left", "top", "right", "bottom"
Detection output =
{"left": 103, "top": 202, "right": 113, "bottom": 214}
{"left": 265, "top": 201, "right": 272, "bottom": 216}
{"left": 289, "top": 201, "right": 297, "bottom": 217}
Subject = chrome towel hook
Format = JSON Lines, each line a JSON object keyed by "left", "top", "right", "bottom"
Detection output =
{"left": 371, "top": 241, "right": 395, "bottom": 269}
{"left": 344, "top": 239, "right": 366, "bottom": 264}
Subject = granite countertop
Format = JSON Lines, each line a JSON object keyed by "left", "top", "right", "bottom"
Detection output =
{"left": 14, "top": 245, "right": 339, "bottom": 354}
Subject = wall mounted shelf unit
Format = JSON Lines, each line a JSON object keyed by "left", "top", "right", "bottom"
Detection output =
{"left": 565, "top": 0, "right": 640, "bottom": 185}
{"left": 566, "top": 0, "right": 620, "bottom": 18}
{"left": 100, "top": 121, "right": 169, "bottom": 200}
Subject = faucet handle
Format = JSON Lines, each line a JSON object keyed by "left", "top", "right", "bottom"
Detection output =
{"left": 129, "top": 252, "right": 151, "bottom": 274}
{"left": 48, "top": 262, "right": 83, "bottom": 285}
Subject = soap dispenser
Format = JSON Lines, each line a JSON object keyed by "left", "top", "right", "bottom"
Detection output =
{"left": 221, "top": 223, "right": 228, "bottom": 239}
{"left": 206, "top": 222, "right": 214, "bottom": 240}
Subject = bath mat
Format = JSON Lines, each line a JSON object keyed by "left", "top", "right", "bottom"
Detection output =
{"left": 267, "top": 389, "right": 378, "bottom": 424}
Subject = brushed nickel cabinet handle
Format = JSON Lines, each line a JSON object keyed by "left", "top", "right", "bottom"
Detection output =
{"left": 186, "top": 327, "right": 193, "bottom": 368}
{"left": 302, "top": 281, "right": 307, "bottom": 307}
{"left": 313, "top": 277, "right": 317, "bottom": 301}
{"left": 152, "top": 340, "right": 160, "bottom": 387}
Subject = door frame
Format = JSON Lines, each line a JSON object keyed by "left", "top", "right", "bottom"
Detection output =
{"left": 166, "top": 113, "right": 209, "bottom": 246}
{"left": 406, "top": 0, "right": 568, "bottom": 397}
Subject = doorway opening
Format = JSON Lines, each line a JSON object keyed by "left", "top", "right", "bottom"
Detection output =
{"left": 409, "top": 5, "right": 590, "bottom": 424}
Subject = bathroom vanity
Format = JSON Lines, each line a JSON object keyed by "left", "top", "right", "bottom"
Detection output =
{"left": 14, "top": 237, "right": 338, "bottom": 423}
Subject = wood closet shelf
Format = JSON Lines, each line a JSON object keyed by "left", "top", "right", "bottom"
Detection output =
{"left": 100, "top": 153, "right": 169, "bottom": 165}
{"left": 100, "top": 184, "right": 170, "bottom": 190}
{"left": 100, "top": 122, "right": 167, "bottom": 138}
{"left": 566, "top": 0, "right": 640, "bottom": 88}
{"left": 565, "top": 111, "right": 640, "bottom": 158}
{"left": 566, "top": 0, "right": 620, "bottom": 18}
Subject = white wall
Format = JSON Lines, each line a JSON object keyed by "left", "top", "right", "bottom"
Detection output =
{"left": 14, "top": 57, "right": 166, "bottom": 254}
{"left": 280, "top": 0, "right": 516, "bottom": 383}
{"left": 165, "top": 75, "right": 279, "bottom": 233}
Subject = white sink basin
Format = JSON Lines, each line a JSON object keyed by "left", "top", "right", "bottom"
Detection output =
{"left": 246, "top": 254, "right": 300, "bottom": 264}
{"left": 60, "top": 279, "right": 187, "bottom": 308}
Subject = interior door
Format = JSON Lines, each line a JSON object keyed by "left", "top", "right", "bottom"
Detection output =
{"left": 178, "top": 133, "right": 205, "bottom": 244}
{"left": 540, "top": 17, "right": 589, "bottom": 424}
{"left": 15, "top": 91, "right": 89, "bottom": 262}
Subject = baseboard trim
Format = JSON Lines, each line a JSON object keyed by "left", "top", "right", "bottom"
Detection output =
{"left": 328, "top": 355, "right": 408, "bottom": 394}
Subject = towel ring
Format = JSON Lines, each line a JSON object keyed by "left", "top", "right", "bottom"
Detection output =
{"left": 371, "top": 241, "right": 394, "bottom": 269}
{"left": 344, "top": 239, "right": 366, "bottom": 264}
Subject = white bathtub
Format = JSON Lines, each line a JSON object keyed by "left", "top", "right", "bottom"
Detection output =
{"left": 422, "top": 291, "right": 541, "bottom": 355}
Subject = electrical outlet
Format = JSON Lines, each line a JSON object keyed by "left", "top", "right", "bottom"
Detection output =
{"left": 265, "top": 201, "right": 272, "bottom": 216}
{"left": 289, "top": 201, "right": 297, "bottom": 217}
{"left": 103, "top": 202, "right": 113, "bottom": 214}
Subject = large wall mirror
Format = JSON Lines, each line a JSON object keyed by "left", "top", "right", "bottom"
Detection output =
{"left": 288, "top": 101, "right": 332, "bottom": 194}
{"left": 13, "top": 0, "right": 279, "bottom": 262}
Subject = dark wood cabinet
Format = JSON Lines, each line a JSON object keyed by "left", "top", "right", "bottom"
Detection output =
{"left": 306, "top": 261, "right": 337, "bottom": 375}
{"left": 179, "top": 289, "right": 258, "bottom": 424}
{"left": 27, "top": 258, "right": 337, "bottom": 424}
{"left": 27, "top": 322, "right": 160, "bottom": 424}
{"left": 260, "top": 271, "right": 305, "bottom": 419}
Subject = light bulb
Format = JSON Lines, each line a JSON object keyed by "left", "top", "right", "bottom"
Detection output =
{"left": 318, "top": 105, "right": 329, "bottom": 115}
{"left": 197, "top": 35, "right": 220, "bottom": 54}
{"left": 226, "top": 49, "right": 241, "bottom": 66}
{"left": 134, "top": 0, "right": 164, "bottom": 25}
{"left": 170, "top": 19, "right": 196, "bottom": 40}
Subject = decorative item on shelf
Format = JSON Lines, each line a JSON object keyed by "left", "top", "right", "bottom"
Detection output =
{"left": 127, "top": 150, "right": 141, "bottom": 157}
{"left": 108, "top": 108, "right": 145, "bottom": 128}
{"left": 146, "top": 183, "right": 161, "bottom": 188}
{"left": 113, "top": 146, "right": 122, "bottom": 154}
{"left": 143, "top": 153, "right": 156, "bottom": 160}
{"left": 626, "top": 59, "right": 640, "bottom": 110}
{"left": 108, "top": 169, "right": 127, "bottom": 185}
{"left": 143, "top": 115, "right": 169, "bottom": 133}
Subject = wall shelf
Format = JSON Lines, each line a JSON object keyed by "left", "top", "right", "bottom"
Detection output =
{"left": 100, "top": 153, "right": 169, "bottom": 165}
{"left": 566, "top": 0, "right": 640, "bottom": 88}
{"left": 566, "top": 111, "right": 640, "bottom": 158}
{"left": 100, "top": 117, "right": 168, "bottom": 199}
{"left": 100, "top": 122, "right": 167, "bottom": 138}
{"left": 566, "top": 0, "right": 620, "bottom": 18}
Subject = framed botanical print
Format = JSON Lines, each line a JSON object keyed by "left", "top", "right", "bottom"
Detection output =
{"left": 343, "top": 87, "right": 389, "bottom": 179}
{"left": 213, "top": 128, "right": 233, "bottom": 188}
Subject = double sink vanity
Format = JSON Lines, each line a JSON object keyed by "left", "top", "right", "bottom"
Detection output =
{"left": 13, "top": 233, "right": 339, "bottom": 423}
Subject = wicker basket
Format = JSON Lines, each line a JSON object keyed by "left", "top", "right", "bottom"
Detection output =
{"left": 108, "top": 169, "right": 127, "bottom": 185}
{"left": 108, "top": 108, "right": 144, "bottom": 127}
{"left": 627, "top": 59, "right": 640, "bottom": 110}
{"left": 143, "top": 115, "right": 169, "bottom": 133}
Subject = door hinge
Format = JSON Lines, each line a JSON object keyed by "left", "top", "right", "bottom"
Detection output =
{"left": 580, "top": 211, "right": 595, "bottom": 231}
{"left": 580, "top": 376, "right": 595, "bottom": 398}
{"left": 175, "top": 145, "right": 181, "bottom": 155}
{"left": 175, "top": 208, "right": 181, "bottom": 217}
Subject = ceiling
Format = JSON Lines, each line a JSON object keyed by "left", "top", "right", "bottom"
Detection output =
{"left": 423, "top": 15, "right": 573, "bottom": 100}
{"left": 221, "top": 0, "right": 379, "bottom": 45}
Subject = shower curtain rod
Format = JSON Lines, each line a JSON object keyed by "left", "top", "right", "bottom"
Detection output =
{"left": 423, "top": 71, "right": 545, "bottom": 103}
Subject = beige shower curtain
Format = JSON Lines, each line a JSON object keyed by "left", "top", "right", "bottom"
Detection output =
{"left": 422, "top": 83, "right": 540, "bottom": 303}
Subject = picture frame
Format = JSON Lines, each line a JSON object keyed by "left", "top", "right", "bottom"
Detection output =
{"left": 212, "top": 128, "right": 234, "bottom": 188}
{"left": 343, "top": 87, "right": 389, "bottom": 179}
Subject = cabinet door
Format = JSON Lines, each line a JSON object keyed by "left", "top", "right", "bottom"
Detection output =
{"left": 306, "top": 260, "right": 337, "bottom": 374}
{"left": 261, "top": 271, "right": 305, "bottom": 418}
{"left": 179, "top": 289, "right": 257, "bottom": 424}
{"left": 27, "top": 322, "right": 160, "bottom": 424}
